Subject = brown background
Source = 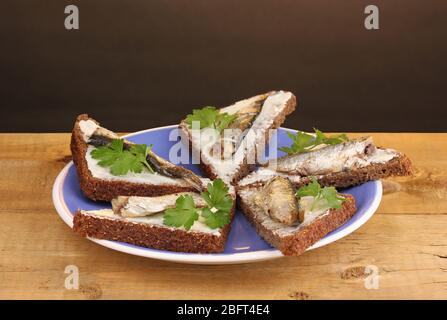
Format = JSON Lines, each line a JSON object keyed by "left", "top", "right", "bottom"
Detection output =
{"left": 1, "top": 0, "right": 446, "bottom": 132}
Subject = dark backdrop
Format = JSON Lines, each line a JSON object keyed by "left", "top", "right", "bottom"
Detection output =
{"left": 1, "top": 0, "right": 446, "bottom": 132}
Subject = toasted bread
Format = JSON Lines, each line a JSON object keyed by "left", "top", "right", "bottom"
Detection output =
{"left": 71, "top": 114, "right": 203, "bottom": 201}
{"left": 237, "top": 186, "right": 357, "bottom": 256}
{"left": 179, "top": 91, "right": 297, "bottom": 185}
{"left": 238, "top": 146, "right": 412, "bottom": 189}
{"left": 73, "top": 195, "right": 236, "bottom": 253}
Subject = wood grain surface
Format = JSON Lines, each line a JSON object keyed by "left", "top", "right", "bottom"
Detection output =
{"left": 0, "top": 133, "right": 446, "bottom": 299}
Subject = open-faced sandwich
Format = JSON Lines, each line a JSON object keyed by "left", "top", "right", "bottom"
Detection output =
{"left": 73, "top": 179, "right": 236, "bottom": 253}
{"left": 68, "top": 91, "right": 412, "bottom": 257}
{"left": 179, "top": 91, "right": 297, "bottom": 184}
{"left": 237, "top": 176, "right": 357, "bottom": 256}
{"left": 71, "top": 114, "right": 206, "bottom": 201}
{"left": 238, "top": 129, "right": 412, "bottom": 189}
{"left": 71, "top": 115, "right": 236, "bottom": 253}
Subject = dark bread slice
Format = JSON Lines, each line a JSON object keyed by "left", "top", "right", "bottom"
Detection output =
{"left": 73, "top": 202, "right": 236, "bottom": 253}
{"left": 179, "top": 91, "right": 297, "bottom": 185}
{"left": 237, "top": 150, "right": 412, "bottom": 190}
{"left": 71, "top": 114, "right": 198, "bottom": 201}
{"left": 237, "top": 187, "right": 357, "bottom": 256}
{"left": 312, "top": 152, "right": 412, "bottom": 189}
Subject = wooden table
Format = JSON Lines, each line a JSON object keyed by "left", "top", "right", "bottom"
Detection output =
{"left": 0, "top": 133, "right": 446, "bottom": 299}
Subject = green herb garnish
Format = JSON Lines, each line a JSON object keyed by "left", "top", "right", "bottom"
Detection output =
{"left": 296, "top": 177, "right": 345, "bottom": 211}
{"left": 200, "top": 179, "right": 233, "bottom": 228}
{"left": 279, "top": 129, "right": 348, "bottom": 155}
{"left": 90, "top": 139, "right": 154, "bottom": 176}
{"left": 185, "top": 106, "right": 237, "bottom": 133}
{"left": 163, "top": 195, "right": 200, "bottom": 230}
{"left": 163, "top": 179, "right": 232, "bottom": 230}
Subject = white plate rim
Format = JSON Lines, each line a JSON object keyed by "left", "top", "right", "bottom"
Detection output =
{"left": 52, "top": 125, "right": 382, "bottom": 265}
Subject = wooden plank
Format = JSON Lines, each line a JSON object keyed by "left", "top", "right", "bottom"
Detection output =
{"left": 347, "top": 133, "right": 447, "bottom": 214}
{"left": 0, "top": 213, "right": 445, "bottom": 299}
{"left": 0, "top": 133, "right": 446, "bottom": 299}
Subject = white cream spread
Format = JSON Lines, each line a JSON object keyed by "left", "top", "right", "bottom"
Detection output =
{"left": 85, "top": 146, "right": 190, "bottom": 186}
{"left": 298, "top": 196, "right": 331, "bottom": 223}
{"left": 81, "top": 209, "right": 222, "bottom": 235}
{"left": 189, "top": 91, "right": 293, "bottom": 183}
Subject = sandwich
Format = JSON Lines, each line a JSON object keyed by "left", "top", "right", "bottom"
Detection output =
{"left": 237, "top": 176, "right": 357, "bottom": 256}
{"left": 69, "top": 94, "right": 410, "bottom": 256}
{"left": 71, "top": 114, "right": 206, "bottom": 201}
{"left": 73, "top": 179, "right": 236, "bottom": 253}
{"left": 179, "top": 91, "right": 297, "bottom": 185}
{"left": 238, "top": 130, "right": 412, "bottom": 189}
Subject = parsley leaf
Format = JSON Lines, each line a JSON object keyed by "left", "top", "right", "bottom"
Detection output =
{"left": 296, "top": 177, "right": 345, "bottom": 211}
{"left": 201, "top": 207, "right": 230, "bottom": 229}
{"left": 279, "top": 129, "right": 348, "bottom": 155}
{"left": 200, "top": 179, "right": 233, "bottom": 228}
{"left": 163, "top": 195, "right": 199, "bottom": 230}
{"left": 90, "top": 139, "right": 154, "bottom": 176}
{"left": 201, "top": 179, "right": 233, "bottom": 212}
{"left": 314, "top": 129, "right": 348, "bottom": 146}
{"left": 162, "top": 179, "right": 233, "bottom": 230}
{"left": 90, "top": 139, "right": 124, "bottom": 168}
{"left": 295, "top": 177, "right": 321, "bottom": 198}
{"left": 185, "top": 106, "right": 237, "bottom": 133}
{"left": 129, "top": 144, "right": 154, "bottom": 173}
{"left": 319, "top": 186, "right": 345, "bottom": 209}
{"left": 109, "top": 150, "right": 143, "bottom": 176}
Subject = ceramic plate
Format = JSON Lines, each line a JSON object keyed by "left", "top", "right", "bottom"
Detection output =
{"left": 53, "top": 126, "right": 382, "bottom": 264}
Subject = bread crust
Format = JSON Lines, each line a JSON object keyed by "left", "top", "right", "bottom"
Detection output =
{"left": 73, "top": 203, "right": 236, "bottom": 253}
{"left": 315, "top": 152, "right": 412, "bottom": 188}
{"left": 179, "top": 91, "right": 297, "bottom": 185}
{"left": 238, "top": 191, "right": 357, "bottom": 256}
{"left": 71, "top": 114, "right": 197, "bottom": 201}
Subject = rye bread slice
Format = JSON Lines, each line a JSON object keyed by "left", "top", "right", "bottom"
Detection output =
{"left": 71, "top": 114, "right": 199, "bottom": 201}
{"left": 237, "top": 149, "right": 412, "bottom": 190}
{"left": 73, "top": 201, "right": 236, "bottom": 253}
{"left": 179, "top": 91, "right": 297, "bottom": 185}
{"left": 237, "top": 186, "right": 357, "bottom": 256}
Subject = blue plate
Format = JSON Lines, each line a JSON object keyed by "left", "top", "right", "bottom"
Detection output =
{"left": 53, "top": 126, "right": 382, "bottom": 264}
